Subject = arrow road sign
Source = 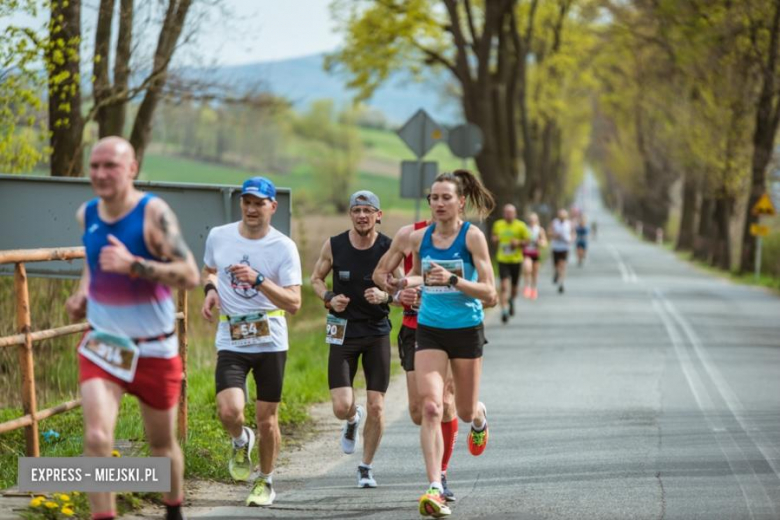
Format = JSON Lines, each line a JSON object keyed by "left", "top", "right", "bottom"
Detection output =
{"left": 397, "top": 109, "right": 444, "bottom": 159}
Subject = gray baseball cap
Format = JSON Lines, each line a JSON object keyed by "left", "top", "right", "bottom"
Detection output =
{"left": 349, "top": 190, "right": 381, "bottom": 211}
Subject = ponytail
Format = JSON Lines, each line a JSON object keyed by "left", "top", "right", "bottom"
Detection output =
{"left": 433, "top": 169, "right": 495, "bottom": 220}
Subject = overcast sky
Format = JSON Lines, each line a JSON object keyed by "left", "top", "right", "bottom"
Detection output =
{"left": 1, "top": 0, "right": 344, "bottom": 66}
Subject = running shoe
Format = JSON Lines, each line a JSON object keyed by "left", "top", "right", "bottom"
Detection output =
{"left": 501, "top": 311, "right": 508, "bottom": 324}
{"left": 523, "top": 287, "right": 532, "bottom": 299}
{"left": 441, "top": 473, "right": 456, "bottom": 502}
{"left": 531, "top": 288, "right": 538, "bottom": 300}
{"left": 559, "top": 284, "right": 564, "bottom": 294}
{"left": 419, "top": 486, "right": 451, "bottom": 517}
{"left": 467, "top": 402, "right": 489, "bottom": 456}
{"left": 228, "top": 426, "right": 255, "bottom": 481}
{"left": 357, "top": 465, "right": 377, "bottom": 488}
{"left": 553, "top": 272, "right": 559, "bottom": 284}
{"left": 341, "top": 405, "right": 364, "bottom": 454}
{"left": 509, "top": 298, "right": 515, "bottom": 316}
{"left": 246, "top": 477, "right": 275, "bottom": 507}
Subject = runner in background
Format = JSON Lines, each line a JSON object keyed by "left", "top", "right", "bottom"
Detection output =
{"left": 66, "top": 137, "right": 200, "bottom": 520}
{"left": 373, "top": 219, "right": 459, "bottom": 502}
{"left": 550, "top": 209, "right": 572, "bottom": 294}
{"left": 491, "top": 204, "right": 530, "bottom": 323}
{"left": 575, "top": 215, "right": 589, "bottom": 267}
{"left": 521, "top": 212, "right": 547, "bottom": 300}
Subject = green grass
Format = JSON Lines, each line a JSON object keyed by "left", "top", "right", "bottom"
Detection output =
{"left": 1, "top": 282, "right": 403, "bottom": 489}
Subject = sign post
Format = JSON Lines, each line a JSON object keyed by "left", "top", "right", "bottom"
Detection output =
{"left": 750, "top": 192, "right": 777, "bottom": 279}
{"left": 397, "top": 109, "right": 444, "bottom": 221}
{"left": 447, "top": 123, "right": 484, "bottom": 169}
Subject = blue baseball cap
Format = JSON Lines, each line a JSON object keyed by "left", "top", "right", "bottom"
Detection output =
{"left": 241, "top": 177, "right": 276, "bottom": 201}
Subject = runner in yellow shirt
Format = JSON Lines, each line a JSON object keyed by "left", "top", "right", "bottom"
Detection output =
{"left": 491, "top": 204, "right": 530, "bottom": 324}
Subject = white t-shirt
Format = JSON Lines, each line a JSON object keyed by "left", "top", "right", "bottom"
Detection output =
{"left": 551, "top": 219, "right": 572, "bottom": 252}
{"left": 203, "top": 223, "right": 302, "bottom": 353}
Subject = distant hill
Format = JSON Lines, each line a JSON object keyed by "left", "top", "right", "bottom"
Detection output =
{"left": 207, "top": 53, "right": 461, "bottom": 126}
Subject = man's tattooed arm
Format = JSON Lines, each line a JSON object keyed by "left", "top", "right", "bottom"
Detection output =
{"left": 136, "top": 199, "right": 200, "bottom": 290}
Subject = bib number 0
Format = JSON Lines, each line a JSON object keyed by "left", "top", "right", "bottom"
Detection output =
{"left": 325, "top": 315, "right": 347, "bottom": 345}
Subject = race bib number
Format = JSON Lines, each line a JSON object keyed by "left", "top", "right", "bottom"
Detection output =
{"left": 502, "top": 244, "right": 514, "bottom": 256}
{"left": 78, "top": 330, "right": 139, "bottom": 383}
{"left": 229, "top": 313, "right": 272, "bottom": 347}
{"left": 325, "top": 315, "right": 347, "bottom": 345}
{"left": 422, "top": 258, "right": 465, "bottom": 294}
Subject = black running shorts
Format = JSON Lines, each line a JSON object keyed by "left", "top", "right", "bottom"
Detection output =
{"left": 397, "top": 325, "right": 417, "bottom": 372}
{"left": 552, "top": 250, "right": 569, "bottom": 264}
{"left": 215, "top": 349, "right": 287, "bottom": 403}
{"left": 328, "top": 335, "right": 391, "bottom": 392}
{"left": 416, "top": 323, "right": 486, "bottom": 359}
{"left": 498, "top": 262, "right": 521, "bottom": 286}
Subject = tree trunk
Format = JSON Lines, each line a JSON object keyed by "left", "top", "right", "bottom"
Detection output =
{"left": 693, "top": 196, "right": 713, "bottom": 262}
{"left": 676, "top": 172, "right": 698, "bottom": 251}
{"left": 711, "top": 193, "right": 732, "bottom": 270}
{"left": 130, "top": 0, "right": 192, "bottom": 167}
{"left": 102, "top": 0, "right": 134, "bottom": 137}
{"left": 93, "top": 0, "right": 114, "bottom": 138}
{"left": 48, "top": 0, "right": 84, "bottom": 177}
{"left": 740, "top": 0, "right": 780, "bottom": 272}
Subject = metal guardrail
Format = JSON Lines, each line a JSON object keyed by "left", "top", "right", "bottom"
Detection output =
{"left": 0, "top": 247, "right": 189, "bottom": 455}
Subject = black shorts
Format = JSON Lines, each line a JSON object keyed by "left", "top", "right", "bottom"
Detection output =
{"left": 553, "top": 250, "right": 569, "bottom": 264}
{"left": 328, "top": 335, "right": 391, "bottom": 392}
{"left": 215, "top": 349, "right": 287, "bottom": 403}
{"left": 397, "top": 325, "right": 417, "bottom": 372}
{"left": 416, "top": 323, "right": 486, "bottom": 359}
{"left": 498, "top": 262, "right": 521, "bottom": 286}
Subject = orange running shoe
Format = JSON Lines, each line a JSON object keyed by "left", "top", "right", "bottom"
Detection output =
{"left": 523, "top": 286, "right": 532, "bottom": 299}
{"left": 419, "top": 486, "right": 451, "bottom": 517}
{"left": 467, "top": 402, "right": 489, "bottom": 456}
{"left": 531, "top": 288, "right": 538, "bottom": 300}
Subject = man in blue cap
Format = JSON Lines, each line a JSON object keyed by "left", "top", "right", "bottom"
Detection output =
{"left": 201, "top": 177, "right": 302, "bottom": 507}
{"left": 310, "top": 190, "right": 399, "bottom": 489}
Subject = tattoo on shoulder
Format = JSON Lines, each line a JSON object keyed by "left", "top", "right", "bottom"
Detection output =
{"left": 157, "top": 206, "right": 192, "bottom": 260}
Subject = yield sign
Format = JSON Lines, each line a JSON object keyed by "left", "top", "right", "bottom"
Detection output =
{"left": 397, "top": 109, "right": 444, "bottom": 158}
{"left": 752, "top": 193, "right": 776, "bottom": 216}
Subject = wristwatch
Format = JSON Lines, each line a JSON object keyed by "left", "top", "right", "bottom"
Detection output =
{"left": 254, "top": 273, "right": 265, "bottom": 287}
{"left": 448, "top": 274, "right": 459, "bottom": 287}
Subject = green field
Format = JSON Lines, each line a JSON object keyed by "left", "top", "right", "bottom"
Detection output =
{"left": 140, "top": 127, "right": 475, "bottom": 212}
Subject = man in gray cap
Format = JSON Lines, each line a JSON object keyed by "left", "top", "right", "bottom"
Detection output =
{"left": 310, "top": 190, "right": 400, "bottom": 489}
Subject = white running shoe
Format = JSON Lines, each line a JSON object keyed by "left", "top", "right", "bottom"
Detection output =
{"left": 340, "top": 405, "right": 364, "bottom": 454}
{"left": 357, "top": 465, "right": 377, "bottom": 488}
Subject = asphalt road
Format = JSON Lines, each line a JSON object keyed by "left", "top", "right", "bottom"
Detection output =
{"left": 192, "top": 184, "right": 780, "bottom": 519}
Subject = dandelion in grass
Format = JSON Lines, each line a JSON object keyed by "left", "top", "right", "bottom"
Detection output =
{"left": 111, "top": 449, "right": 121, "bottom": 457}
{"left": 44, "top": 500, "right": 58, "bottom": 509}
{"left": 61, "top": 506, "right": 75, "bottom": 517}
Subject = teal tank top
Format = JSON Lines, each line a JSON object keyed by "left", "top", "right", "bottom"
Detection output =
{"left": 418, "top": 222, "right": 484, "bottom": 329}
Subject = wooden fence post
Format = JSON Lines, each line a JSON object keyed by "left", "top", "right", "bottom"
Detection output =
{"left": 177, "top": 290, "right": 188, "bottom": 442}
{"left": 14, "top": 263, "right": 39, "bottom": 456}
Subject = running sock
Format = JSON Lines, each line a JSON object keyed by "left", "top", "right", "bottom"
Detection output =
{"left": 471, "top": 416, "right": 487, "bottom": 432}
{"left": 440, "top": 417, "right": 459, "bottom": 472}
{"left": 164, "top": 504, "right": 184, "bottom": 520}
{"left": 258, "top": 471, "right": 273, "bottom": 484}
{"left": 232, "top": 427, "right": 248, "bottom": 447}
{"left": 359, "top": 462, "right": 372, "bottom": 469}
{"left": 347, "top": 412, "right": 358, "bottom": 424}
{"left": 429, "top": 481, "right": 444, "bottom": 493}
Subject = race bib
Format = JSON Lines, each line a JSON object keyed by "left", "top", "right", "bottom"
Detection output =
{"left": 229, "top": 312, "right": 272, "bottom": 347}
{"left": 79, "top": 330, "right": 139, "bottom": 383}
{"left": 422, "top": 258, "right": 465, "bottom": 294}
{"left": 325, "top": 315, "right": 347, "bottom": 345}
{"left": 502, "top": 243, "right": 514, "bottom": 256}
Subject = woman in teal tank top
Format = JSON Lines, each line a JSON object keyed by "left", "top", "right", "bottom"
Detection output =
{"left": 406, "top": 170, "right": 497, "bottom": 517}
